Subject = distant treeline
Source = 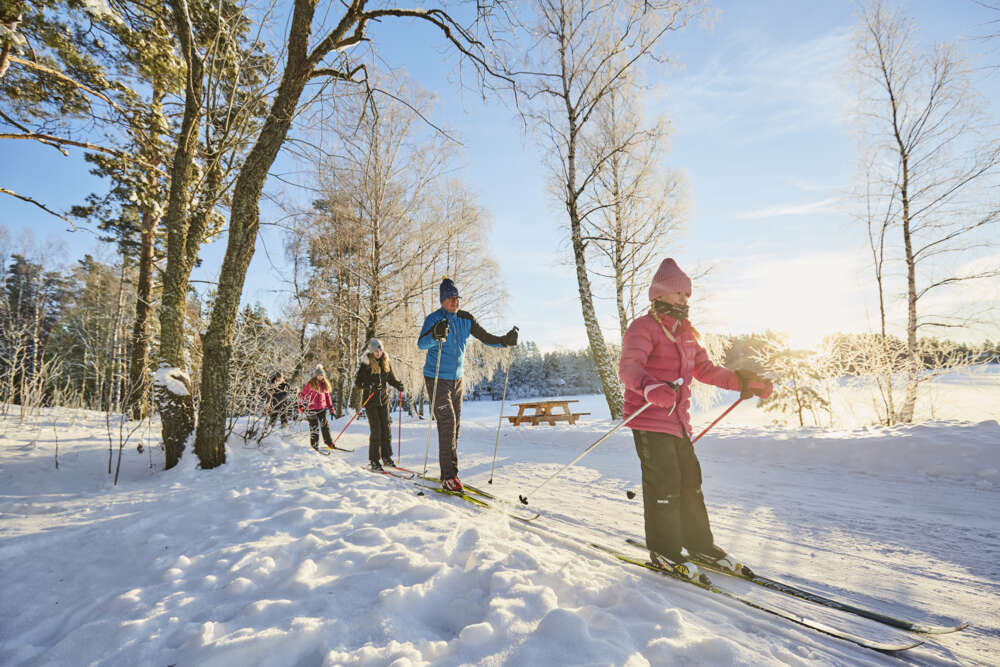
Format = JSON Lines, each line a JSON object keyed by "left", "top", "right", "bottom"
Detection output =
{"left": 467, "top": 333, "right": 1000, "bottom": 401}
{"left": 3, "top": 250, "right": 997, "bottom": 415}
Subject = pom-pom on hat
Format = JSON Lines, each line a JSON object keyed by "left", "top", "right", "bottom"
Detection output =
{"left": 368, "top": 338, "right": 383, "bottom": 353}
{"left": 649, "top": 258, "right": 692, "bottom": 301}
{"left": 312, "top": 364, "right": 326, "bottom": 378}
{"left": 439, "top": 277, "right": 459, "bottom": 303}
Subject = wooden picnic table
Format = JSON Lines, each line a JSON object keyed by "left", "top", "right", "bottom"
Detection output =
{"left": 506, "top": 399, "right": 591, "bottom": 426}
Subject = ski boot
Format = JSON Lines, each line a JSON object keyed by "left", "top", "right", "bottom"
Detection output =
{"left": 650, "top": 551, "right": 711, "bottom": 585}
{"left": 369, "top": 460, "right": 384, "bottom": 472}
{"left": 693, "top": 546, "right": 749, "bottom": 577}
{"left": 382, "top": 458, "right": 396, "bottom": 468}
{"left": 442, "top": 477, "right": 464, "bottom": 492}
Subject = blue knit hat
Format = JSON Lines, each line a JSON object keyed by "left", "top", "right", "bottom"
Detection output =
{"left": 439, "top": 277, "right": 459, "bottom": 303}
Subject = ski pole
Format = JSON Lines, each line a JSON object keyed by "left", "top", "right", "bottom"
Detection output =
{"left": 422, "top": 341, "right": 444, "bottom": 476}
{"left": 397, "top": 389, "right": 403, "bottom": 461}
{"left": 518, "top": 401, "right": 654, "bottom": 505}
{"left": 691, "top": 396, "right": 743, "bottom": 444}
{"left": 331, "top": 391, "right": 375, "bottom": 446}
{"left": 488, "top": 353, "right": 512, "bottom": 484}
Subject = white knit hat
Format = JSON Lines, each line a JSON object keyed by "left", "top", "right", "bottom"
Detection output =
{"left": 313, "top": 364, "right": 326, "bottom": 377}
{"left": 368, "top": 338, "right": 383, "bottom": 353}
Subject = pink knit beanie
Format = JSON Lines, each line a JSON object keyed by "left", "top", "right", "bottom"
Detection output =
{"left": 649, "top": 258, "right": 692, "bottom": 301}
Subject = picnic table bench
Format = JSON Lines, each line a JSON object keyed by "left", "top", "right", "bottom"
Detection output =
{"left": 505, "top": 399, "right": 591, "bottom": 426}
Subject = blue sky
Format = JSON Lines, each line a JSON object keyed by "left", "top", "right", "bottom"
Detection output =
{"left": 2, "top": 0, "right": 998, "bottom": 352}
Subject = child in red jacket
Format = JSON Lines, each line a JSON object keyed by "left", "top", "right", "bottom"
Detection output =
{"left": 299, "top": 365, "right": 333, "bottom": 450}
{"left": 619, "top": 258, "right": 773, "bottom": 584}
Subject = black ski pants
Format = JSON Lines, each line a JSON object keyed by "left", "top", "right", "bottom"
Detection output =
{"left": 306, "top": 409, "right": 332, "bottom": 449}
{"left": 633, "top": 429, "right": 715, "bottom": 562}
{"left": 367, "top": 400, "right": 393, "bottom": 463}
{"left": 425, "top": 376, "right": 463, "bottom": 479}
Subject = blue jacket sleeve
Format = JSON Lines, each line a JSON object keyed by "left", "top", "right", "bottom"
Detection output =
{"left": 417, "top": 313, "right": 440, "bottom": 350}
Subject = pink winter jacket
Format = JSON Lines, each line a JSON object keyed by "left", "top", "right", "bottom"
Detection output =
{"left": 298, "top": 383, "right": 332, "bottom": 412}
{"left": 619, "top": 311, "right": 741, "bottom": 437}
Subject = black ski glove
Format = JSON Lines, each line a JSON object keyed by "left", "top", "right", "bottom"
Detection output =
{"left": 735, "top": 370, "right": 774, "bottom": 400}
{"left": 501, "top": 326, "right": 519, "bottom": 347}
{"left": 431, "top": 319, "right": 449, "bottom": 341}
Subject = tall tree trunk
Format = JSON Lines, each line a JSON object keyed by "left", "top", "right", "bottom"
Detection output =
{"left": 565, "top": 117, "right": 623, "bottom": 419}
{"left": 127, "top": 208, "right": 157, "bottom": 420}
{"left": 157, "top": 0, "right": 205, "bottom": 469}
{"left": 366, "top": 217, "right": 382, "bottom": 341}
{"left": 126, "top": 86, "right": 165, "bottom": 421}
{"left": 612, "top": 170, "right": 629, "bottom": 340}
{"left": 900, "top": 188, "right": 920, "bottom": 423}
{"left": 194, "top": 58, "right": 313, "bottom": 468}
{"left": 897, "top": 146, "right": 919, "bottom": 423}
{"left": 108, "top": 257, "right": 129, "bottom": 413}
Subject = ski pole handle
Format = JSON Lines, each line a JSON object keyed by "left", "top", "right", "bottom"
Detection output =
{"left": 518, "top": 401, "right": 653, "bottom": 505}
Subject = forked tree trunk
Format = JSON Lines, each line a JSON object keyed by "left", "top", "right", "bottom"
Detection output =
{"left": 158, "top": 0, "right": 205, "bottom": 469}
{"left": 194, "top": 58, "right": 313, "bottom": 468}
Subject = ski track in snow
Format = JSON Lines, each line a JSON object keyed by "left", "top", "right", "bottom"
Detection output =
{"left": 1, "top": 370, "right": 998, "bottom": 666}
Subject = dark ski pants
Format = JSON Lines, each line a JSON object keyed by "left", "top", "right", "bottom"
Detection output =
{"left": 367, "top": 401, "right": 393, "bottom": 463}
{"left": 633, "top": 429, "right": 715, "bottom": 562}
{"left": 425, "top": 376, "right": 463, "bottom": 479}
{"left": 306, "top": 410, "right": 333, "bottom": 449}
{"left": 268, "top": 407, "right": 289, "bottom": 427}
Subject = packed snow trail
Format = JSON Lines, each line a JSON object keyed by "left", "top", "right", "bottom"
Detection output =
{"left": 1, "top": 376, "right": 998, "bottom": 665}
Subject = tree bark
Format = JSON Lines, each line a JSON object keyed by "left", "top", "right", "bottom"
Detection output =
{"left": 193, "top": 51, "right": 314, "bottom": 468}
{"left": 564, "top": 96, "right": 623, "bottom": 419}
{"left": 127, "top": 208, "right": 157, "bottom": 420}
{"left": 158, "top": 0, "right": 205, "bottom": 469}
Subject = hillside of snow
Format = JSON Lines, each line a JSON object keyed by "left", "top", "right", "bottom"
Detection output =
{"left": 1, "top": 368, "right": 998, "bottom": 665}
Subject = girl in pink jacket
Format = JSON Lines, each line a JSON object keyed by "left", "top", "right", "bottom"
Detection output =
{"left": 619, "top": 258, "right": 772, "bottom": 583}
{"left": 298, "top": 365, "right": 334, "bottom": 450}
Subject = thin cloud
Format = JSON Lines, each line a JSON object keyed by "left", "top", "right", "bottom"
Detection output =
{"left": 658, "top": 27, "right": 855, "bottom": 141}
{"left": 735, "top": 196, "right": 844, "bottom": 220}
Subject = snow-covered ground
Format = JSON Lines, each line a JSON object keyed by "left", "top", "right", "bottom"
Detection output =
{"left": 1, "top": 368, "right": 998, "bottom": 666}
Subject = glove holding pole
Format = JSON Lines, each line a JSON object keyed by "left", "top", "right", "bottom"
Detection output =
{"left": 735, "top": 369, "right": 773, "bottom": 400}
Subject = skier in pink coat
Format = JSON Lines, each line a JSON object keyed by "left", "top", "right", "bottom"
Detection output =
{"left": 619, "top": 258, "right": 773, "bottom": 583}
{"left": 298, "top": 365, "right": 334, "bottom": 450}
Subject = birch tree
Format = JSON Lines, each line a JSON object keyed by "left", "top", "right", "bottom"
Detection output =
{"left": 854, "top": 0, "right": 1000, "bottom": 423}
{"left": 519, "top": 0, "right": 701, "bottom": 418}
{"left": 585, "top": 82, "right": 686, "bottom": 340}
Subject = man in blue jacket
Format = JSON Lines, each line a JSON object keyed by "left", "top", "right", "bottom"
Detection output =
{"left": 418, "top": 277, "right": 518, "bottom": 491}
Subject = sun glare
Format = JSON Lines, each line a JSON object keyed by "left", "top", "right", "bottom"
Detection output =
{"left": 720, "top": 252, "right": 869, "bottom": 352}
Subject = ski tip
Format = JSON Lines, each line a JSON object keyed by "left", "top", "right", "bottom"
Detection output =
{"left": 880, "top": 639, "right": 925, "bottom": 652}
{"left": 518, "top": 495, "right": 528, "bottom": 505}
{"left": 913, "top": 620, "right": 969, "bottom": 634}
